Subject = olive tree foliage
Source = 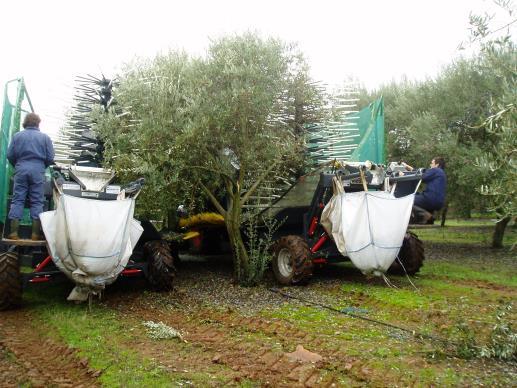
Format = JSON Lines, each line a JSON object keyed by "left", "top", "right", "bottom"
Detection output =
{"left": 94, "top": 33, "right": 326, "bottom": 284}
{"left": 362, "top": 66, "right": 495, "bottom": 217}
{"left": 93, "top": 51, "right": 202, "bottom": 220}
{"left": 467, "top": 2, "right": 516, "bottom": 247}
{"left": 186, "top": 34, "right": 325, "bottom": 284}
{"left": 361, "top": 31, "right": 511, "bottom": 217}
{"left": 477, "top": 104, "right": 516, "bottom": 247}
{"left": 360, "top": 1, "right": 515, "bottom": 245}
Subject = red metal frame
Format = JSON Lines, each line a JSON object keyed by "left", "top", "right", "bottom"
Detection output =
{"left": 121, "top": 268, "right": 143, "bottom": 276}
{"left": 29, "top": 276, "right": 51, "bottom": 283}
{"left": 33, "top": 255, "right": 53, "bottom": 273}
{"left": 310, "top": 234, "right": 328, "bottom": 253}
{"left": 308, "top": 216, "right": 319, "bottom": 237}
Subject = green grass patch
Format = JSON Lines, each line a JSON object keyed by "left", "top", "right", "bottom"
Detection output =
{"left": 34, "top": 304, "right": 178, "bottom": 386}
{"left": 24, "top": 284, "right": 223, "bottom": 387}
{"left": 421, "top": 262, "right": 517, "bottom": 287}
{"left": 340, "top": 283, "right": 433, "bottom": 310}
{"left": 415, "top": 227, "right": 492, "bottom": 244}
{"left": 264, "top": 304, "right": 385, "bottom": 340}
{"left": 412, "top": 222, "right": 516, "bottom": 246}
{"left": 438, "top": 219, "right": 495, "bottom": 227}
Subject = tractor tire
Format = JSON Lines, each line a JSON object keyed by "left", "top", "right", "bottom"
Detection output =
{"left": 0, "top": 251, "right": 22, "bottom": 311}
{"left": 272, "top": 235, "right": 313, "bottom": 286}
{"left": 389, "top": 231, "right": 425, "bottom": 275}
{"left": 144, "top": 240, "right": 176, "bottom": 291}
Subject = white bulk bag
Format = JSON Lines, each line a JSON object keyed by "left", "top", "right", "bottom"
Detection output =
{"left": 40, "top": 194, "right": 143, "bottom": 300}
{"left": 321, "top": 190, "right": 414, "bottom": 275}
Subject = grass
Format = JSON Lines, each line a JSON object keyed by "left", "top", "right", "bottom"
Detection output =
{"left": 261, "top": 218, "right": 517, "bottom": 385}
{"left": 411, "top": 219, "right": 516, "bottom": 246}
{"left": 422, "top": 262, "right": 517, "bottom": 287}
{"left": 29, "top": 294, "right": 176, "bottom": 386}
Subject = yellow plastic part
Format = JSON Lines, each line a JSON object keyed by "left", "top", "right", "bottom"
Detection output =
{"left": 183, "top": 231, "right": 201, "bottom": 240}
{"left": 178, "top": 212, "right": 225, "bottom": 228}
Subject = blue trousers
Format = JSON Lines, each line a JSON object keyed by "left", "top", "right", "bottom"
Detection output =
{"left": 8, "top": 165, "right": 45, "bottom": 220}
{"left": 414, "top": 193, "right": 442, "bottom": 212}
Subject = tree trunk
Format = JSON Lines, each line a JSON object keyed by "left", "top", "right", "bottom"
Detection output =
{"left": 492, "top": 216, "right": 511, "bottom": 249}
{"left": 225, "top": 195, "right": 249, "bottom": 281}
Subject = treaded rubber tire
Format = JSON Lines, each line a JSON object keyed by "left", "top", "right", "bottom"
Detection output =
{"left": 0, "top": 251, "right": 22, "bottom": 311}
{"left": 272, "top": 235, "right": 313, "bottom": 286}
{"left": 389, "top": 231, "right": 425, "bottom": 275}
{"left": 144, "top": 240, "right": 176, "bottom": 291}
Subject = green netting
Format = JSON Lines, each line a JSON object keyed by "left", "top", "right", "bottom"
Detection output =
{"left": 305, "top": 97, "right": 384, "bottom": 165}
{"left": 348, "top": 97, "right": 385, "bottom": 163}
{"left": 0, "top": 78, "right": 34, "bottom": 223}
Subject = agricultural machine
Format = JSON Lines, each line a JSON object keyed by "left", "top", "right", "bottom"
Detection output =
{"left": 269, "top": 161, "right": 425, "bottom": 285}
{"left": 178, "top": 161, "right": 426, "bottom": 286}
{"left": 0, "top": 78, "right": 175, "bottom": 310}
{"left": 0, "top": 165, "right": 176, "bottom": 310}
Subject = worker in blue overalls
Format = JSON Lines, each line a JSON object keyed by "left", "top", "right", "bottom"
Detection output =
{"left": 6, "top": 113, "right": 55, "bottom": 240}
{"left": 403, "top": 157, "right": 447, "bottom": 220}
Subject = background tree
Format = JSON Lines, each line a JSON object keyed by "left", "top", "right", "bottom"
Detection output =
{"left": 359, "top": 1, "right": 515, "bottom": 246}
{"left": 360, "top": 41, "right": 509, "bottom": 219}
{"left": 94, "top": 51, "right": 200, "bottom": 224}
{"left": 468, "top": 2, "right": 516, "bottom": 247}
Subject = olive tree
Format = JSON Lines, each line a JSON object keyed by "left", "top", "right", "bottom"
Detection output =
{"left": 183, "top": 34, "right": 322, "bottom": 284}
{"left": 468, "top": 4, "right": 516, "bottom": 247}
{"left": 95, "top": 33, "right": 325, "bottom": 284}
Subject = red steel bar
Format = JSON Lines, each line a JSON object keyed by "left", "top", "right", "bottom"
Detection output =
{"left": 121, "top": 268, "right": 142, "bottom": 276}
{"left": 310, "top": 234, "right": 328, "bottom": 253}
{"left": 29, "top": 276, "right": 50, "bottom": 283}
{"left": 308, "top": 216, "right": 318, "bottom": 236}
{"left": 33, "top": 255, "right": 52, "bottom": 273}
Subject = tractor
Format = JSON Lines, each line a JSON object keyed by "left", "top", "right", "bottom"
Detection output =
{"left": 0, "top": 79, "right": 175, "bottom": 310}
{"left": 268, "top": 161, "right": 425, "bottom": 285}
{"left": 0, "top": 164, "right": 176, "bottom": 310}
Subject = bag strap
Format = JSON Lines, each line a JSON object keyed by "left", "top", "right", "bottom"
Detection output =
{"left": 359, "top": 169, "right": 368, "bottom": 192}
{"left": 332, "top": 176, "right": 344, "bottom": 195}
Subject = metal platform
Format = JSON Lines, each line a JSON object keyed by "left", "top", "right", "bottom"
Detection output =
{"left": 1, "top": 237, "right": 46, "bottom": 246}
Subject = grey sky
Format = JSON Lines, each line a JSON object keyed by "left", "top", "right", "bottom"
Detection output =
{"left": 0, "top": 0, "right": 512, "bottom": 136}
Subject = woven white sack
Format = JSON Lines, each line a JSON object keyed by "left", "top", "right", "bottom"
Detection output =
{"left": 40, "top": 194, "right": 143, "bottom": 299}
{"left": 321, "top": 191, "right": 414, "bottom": 275}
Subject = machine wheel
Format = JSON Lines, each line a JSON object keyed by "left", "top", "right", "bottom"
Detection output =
{"left": 389, "top": 231, "right": 425, "bottom": 275}
{"left": 144, "top": 240, "right": 176, "bottom": 291}
{"left": 272, "top": 235, "right": 313, "bottom": 285}
{"left": 0, "top": 251, "right": 22, "bottom": 311}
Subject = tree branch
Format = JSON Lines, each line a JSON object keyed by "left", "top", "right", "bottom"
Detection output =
{"left": 190, "top": 165, "right": 237, "bottom": 187}
{"left": 198, "top": 180, "right": 227, "bottom": 217}
{"left": 241, "top": 161, "right": 279, "bottom": 205}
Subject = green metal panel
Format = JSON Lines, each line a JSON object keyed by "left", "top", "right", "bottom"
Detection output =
{"left": 0, "top": 78, "right": 34, "bottom": 223}
{"left": 305, "top": 97, "right": 384, "bottom": 165}
{"left": 349, "top": 97, "right": 385, "bottom": 164}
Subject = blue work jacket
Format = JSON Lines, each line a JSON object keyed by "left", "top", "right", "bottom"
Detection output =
{"left": 421, "top": 167, "right": 447, "bottom": 209}
{"left": 7, "top": 127, "right": 55, "bottom": 171}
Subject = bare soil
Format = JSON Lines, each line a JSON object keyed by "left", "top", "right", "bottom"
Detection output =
{"left": 0, "top": 311, "right": 99, "bottom": 387}
{"left": 0, "top": 240, "right": 515, "bottom": 386}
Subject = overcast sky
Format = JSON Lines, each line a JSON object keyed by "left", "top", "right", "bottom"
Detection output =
{"left": 0, "top": 0, "right": 513, "bottom": 136}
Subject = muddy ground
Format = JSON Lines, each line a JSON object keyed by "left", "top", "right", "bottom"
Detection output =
{"left": 0, "top": 233, "right": 516, "bottom": 386}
